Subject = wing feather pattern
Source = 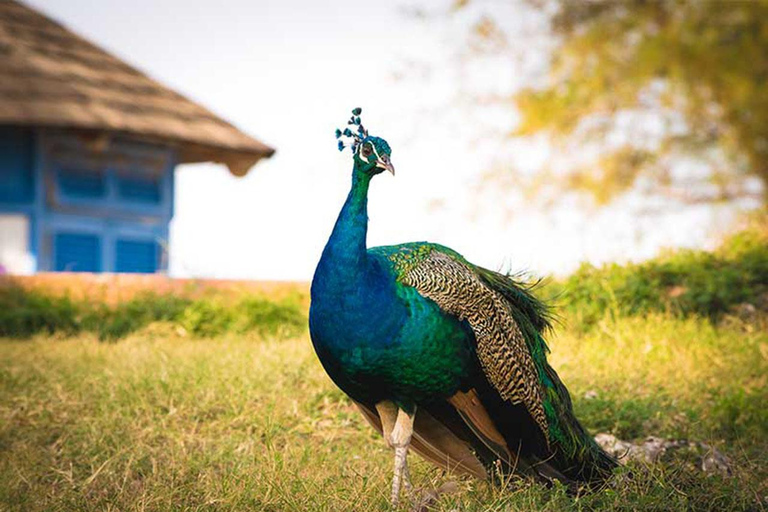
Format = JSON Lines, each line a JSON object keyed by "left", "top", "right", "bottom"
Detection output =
{"left": 395, "top": 250, "right": 549, "bottom": 442}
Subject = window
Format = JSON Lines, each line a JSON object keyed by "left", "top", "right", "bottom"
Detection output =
{"left": 0, "top": 127, "right": 34, "bottom": 203}
{"left": 57, "top": 168, "right": 106, "bottom": 199}
{"left": 116, "top": 175, "right": 161, "bottom": 204}
{"left": 115, "top": 239, "right": 158, "bottom": 273}
{"left": 54, "top": 233, "right": 101, "bottom": 272}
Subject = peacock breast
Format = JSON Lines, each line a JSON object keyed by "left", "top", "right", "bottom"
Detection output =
{"left": 309, "top": 257, "right": 477, "bottom": 404}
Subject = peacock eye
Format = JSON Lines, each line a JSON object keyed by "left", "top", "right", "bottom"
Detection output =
{"left": 362, "top": 144, "right": 372, "bottom": 158}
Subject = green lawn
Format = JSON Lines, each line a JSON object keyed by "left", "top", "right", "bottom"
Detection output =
{"left": 1, "top": 309, "right": 765, "bottom": 511}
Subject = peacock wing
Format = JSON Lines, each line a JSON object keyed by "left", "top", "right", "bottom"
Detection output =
{"left": 388, "top": 245, "right": 550, "bottom": 443}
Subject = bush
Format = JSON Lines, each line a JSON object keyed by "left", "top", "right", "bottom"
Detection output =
{"left": 0, "top": 287, "right": 307, "bottom": 341}
{"left": 543, "top": 222, "right": 768, "bottom": 329}
{"left": 178, "top": 296, "right": 306, "bottom": 338}
{"left": 0, "top": 286, "right": 80, "bottom": 337}
{"left": 87, "top": 293, "right": 191, "bottom": 340}
{"left": 235, "top": 296, "right": 306, "bottom": 338}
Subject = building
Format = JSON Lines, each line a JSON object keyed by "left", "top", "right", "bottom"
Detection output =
{"left": 0, "top": 1, "right": 274, "bottom": 274}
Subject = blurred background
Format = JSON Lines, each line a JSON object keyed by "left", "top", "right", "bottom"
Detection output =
{"left": 3, "top": 0, "right": 764, "bottom": 281}
{"left": 1, "top": 3, "right": 767, "bottom": 510}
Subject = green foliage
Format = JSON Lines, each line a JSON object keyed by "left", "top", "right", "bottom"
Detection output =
{"left": 544, "top": 223, "right": 768, "bottom": 329}
{"left": 84, "top": 293, "right": 190, "bottom": 340}
{"left": 178, "top": 296, "right": 306, "bottom": 339}
{"left": 0, "top": 285, "right": 80, "bottom": 337}
{"left": 449, "top": 0, "right": 768, "bottom": 205}
{"left": 0, "top": 288, "right": 307, "bottom": 341}
{"left": 514, "top": 0, "right": 768, "bottom": 204}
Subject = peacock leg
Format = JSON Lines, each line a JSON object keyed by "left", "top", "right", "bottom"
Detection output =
{"left": 389, "top": 407, "right": 415, "bottom": 507}
{"left": 375, "top": 401, "right": 399, "bottom": 445}
{"left": 402, "top": 462, "right": 413, "bottom": 495}
{"left": 376, "top": 402, "right": 414, "bottom": 497}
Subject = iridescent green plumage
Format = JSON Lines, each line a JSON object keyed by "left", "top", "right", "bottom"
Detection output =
{"left": 375, "top": 242, "right": 614, "bottom": 478}
{"left": 310, "top": 110, "right": 616, "bottom": 503}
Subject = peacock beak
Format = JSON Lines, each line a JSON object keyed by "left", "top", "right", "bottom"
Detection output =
{"left": 377, "top": 159, "right": 395, "bottom": 176}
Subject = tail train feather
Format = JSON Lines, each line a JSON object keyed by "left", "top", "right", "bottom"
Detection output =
{"left": 475, "top": 265, "right": 618, "bottom": 483}
{"left": 353, "top": 263, "right": 616, "bottom": 488}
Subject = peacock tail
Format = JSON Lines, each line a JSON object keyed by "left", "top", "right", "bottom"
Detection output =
{"left": 378, "top": 243, "right": 616, "bottom": 482}
{"left": 474, "top": 264, "right": 617, "bottom": 481}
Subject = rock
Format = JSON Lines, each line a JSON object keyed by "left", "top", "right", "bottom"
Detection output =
{"left": 700, "top": 443, "right": 732, "bottom": 476}
{"left": 583, "top": 390, "right": 599, "bottom": 400}
{"left": 594, "top": 433, "right": 733, "bottom": 475}
{"left": 594, "top": 433, "right": 636, "bottom": 462}
{"left": 636, "top": 436, "right": 670, "bottom": 463}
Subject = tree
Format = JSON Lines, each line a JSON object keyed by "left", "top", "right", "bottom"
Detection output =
{"left": 453, "top": 0, "right": 768, "bottom": 207}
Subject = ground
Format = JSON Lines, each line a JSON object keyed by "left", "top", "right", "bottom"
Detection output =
{"left": 1, "top": 308, "right": 765, "bottom": 511}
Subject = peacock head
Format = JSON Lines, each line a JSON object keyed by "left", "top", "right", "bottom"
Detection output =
{"left": 335, "top": 108, "right": 395, "bottom": 176}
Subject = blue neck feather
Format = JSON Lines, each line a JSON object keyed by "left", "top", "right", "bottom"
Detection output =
{"left": 316, "top": 170, "right": 371, "bottom": 283}
{"left": 311, "top": 167, "right": 378, "bottom": 341}
{"left": 311, "top": 166, "right": 405, "bottom": 351}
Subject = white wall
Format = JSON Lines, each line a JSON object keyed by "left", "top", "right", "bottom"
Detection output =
{"left": 0, "top": 214, "right": 35, "bottom": 274}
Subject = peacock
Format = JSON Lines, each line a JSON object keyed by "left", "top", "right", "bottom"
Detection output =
{"left": 309, "top": 109, "right": 617, "bottom": 507}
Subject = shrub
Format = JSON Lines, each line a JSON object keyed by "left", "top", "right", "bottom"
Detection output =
{"left": 87, "top": 293, "right": 191, "bottom": 341}
{"left": 234, "top": 296, "right": 306, "bottom": 338}
{"left": 0, "top": 286, "right": 80, "bottom": 337}
{"left": 178, "top": 298, "right": 234, "bottom": 337}
{"left": 543, "top": 221, "right": 768, "bottom": 329}
{"left": 0, "top": 287, "right": 307, "bottom": 341}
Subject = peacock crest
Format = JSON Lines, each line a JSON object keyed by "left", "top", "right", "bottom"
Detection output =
{"left": 333, "top": 108, "right": 395, "bottom": 175}
{"left": 335, "top": 107, "right": 369, "bottom": 153}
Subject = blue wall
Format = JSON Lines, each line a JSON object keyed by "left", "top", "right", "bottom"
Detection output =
{"left": 0, "top": 126, "right": 176, "bottom": 274}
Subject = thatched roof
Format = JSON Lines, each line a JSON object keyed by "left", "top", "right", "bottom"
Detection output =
{"left": 0, "top": 0, "right": 274, "bottom": 176}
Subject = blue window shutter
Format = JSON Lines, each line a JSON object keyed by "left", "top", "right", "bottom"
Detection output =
{"left": 115, "top": 239, "right": 158, "bottom": 273}
{"left": 0, "top": 127, "right": 34, "bottom": 203}
{"left": 54, "top": 233, "right": 101, "bottom": 272}
{"left": 116, "top": 175, "right": 161, "bottom": 203}
{"left": 58, "top": 169, "right": 106, "bottom": 199}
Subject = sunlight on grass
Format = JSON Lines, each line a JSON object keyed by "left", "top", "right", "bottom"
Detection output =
{"left": 1, "top": 311, "right": 766, "bottom": 511}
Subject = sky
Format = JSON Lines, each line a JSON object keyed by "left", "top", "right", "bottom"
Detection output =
{"left": 27, "top": 0, "right": 744, "bottom": 281}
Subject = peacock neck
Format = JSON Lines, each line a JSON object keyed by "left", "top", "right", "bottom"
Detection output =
{"left": 320, "top": 170, "right": 371, "bottom": 274}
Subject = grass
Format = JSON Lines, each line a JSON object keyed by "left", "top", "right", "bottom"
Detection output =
{"left": 1, "top": 310, "right": 766, "bottom": 511}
